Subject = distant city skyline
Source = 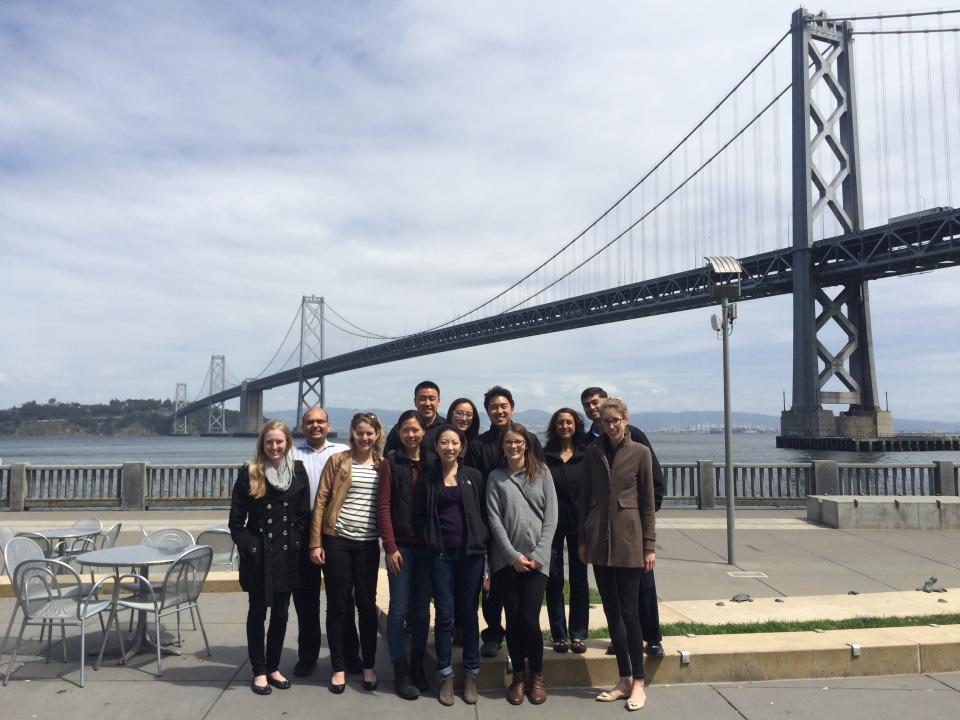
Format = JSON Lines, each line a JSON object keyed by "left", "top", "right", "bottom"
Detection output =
{"left": 3, "top": 1, "right": 958, "bottom": 422}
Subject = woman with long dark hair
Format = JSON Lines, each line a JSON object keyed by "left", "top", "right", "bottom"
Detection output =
{"left": 229, "top": 420, "right": 310, "bottom": 695}
{"left": 309, "top": 412, "right": 385, "bottom": 694}
{"left": 543, "top": 407, "right": 590, "bottom": 654}
{"left": 579, "top": 397, "right": 656, "bottom": 712}
{"left": 377, "top": 410, "right": 432, "bottom": 700}
{"left": 485, "top": 422, "right": 557, "bottom": 705}
{"left": 445, "top": 398, "right": 480, "bottom": 455}
{"left": 420, "top": 424, "right": 488, "bottom": 706}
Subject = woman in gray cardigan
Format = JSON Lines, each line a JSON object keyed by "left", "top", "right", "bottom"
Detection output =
{"left": 486, "top": 422, "right": 557, "bottom": 706}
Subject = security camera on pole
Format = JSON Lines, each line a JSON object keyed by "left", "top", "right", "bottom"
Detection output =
{"left": 705, "top": 257, "right": 743, "bottom": 566}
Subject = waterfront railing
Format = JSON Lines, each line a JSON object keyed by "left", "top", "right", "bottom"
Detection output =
{"left": 0, "top": 459, "right": 956, "bottom": 511}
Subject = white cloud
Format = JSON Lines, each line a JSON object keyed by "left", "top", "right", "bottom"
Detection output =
{"left": 1, "top": 0, "right": 957, "bottom": 424}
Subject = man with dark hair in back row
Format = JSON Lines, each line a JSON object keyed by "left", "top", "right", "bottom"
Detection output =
{"left": 384, "top": 380, "right": 446, "bottom": 455}
{"left": 580, "top": 386, "right": 666, "bottom": 658}
{"left": 465, "top": 385, "right": 545, "bottom": 659}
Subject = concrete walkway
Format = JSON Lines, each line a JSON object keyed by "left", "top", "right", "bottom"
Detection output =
{"left": 1, "top": 507, "right": 959, "bottom": 716}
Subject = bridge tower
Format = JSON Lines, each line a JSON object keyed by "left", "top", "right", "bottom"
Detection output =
{"left": 780, "top": 8, "right": 892, "bottom": 442}
{"left": 172, "top": 382, "right": 188, "bottom": 435}
{"left": 296, "top": 296, "right": 325, "bottom": 424}
{"left": 207, "top": 354, "right": 227, "bottom": 434}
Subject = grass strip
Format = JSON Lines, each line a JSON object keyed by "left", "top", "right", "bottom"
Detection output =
{"left": 555, "top": 613, "right": 960, "bottom": 640}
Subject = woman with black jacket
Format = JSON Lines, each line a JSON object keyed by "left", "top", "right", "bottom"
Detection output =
{"left": 418, "top": 424, "right": 488, "bottom": 706}
{"left": 229, "top": 420, "right": 311, "bottom": 696}
{"left": 377, "top": 410, "right": 432, "bottom": 700}
{"left": 543, "top": 407, "right": 590, "bottom": 655}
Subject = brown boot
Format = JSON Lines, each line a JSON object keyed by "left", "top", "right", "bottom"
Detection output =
{"left": 507, "top": 672, "right": 525, "bottom": 705}
{"left": 528, "top": 672, "right": 547, "bottom": 704}
{"left": 463, "top": 674, "right": 478, "bottom": 705}
{"left": 438, "top": 673, "right": 455, "bottom": 706}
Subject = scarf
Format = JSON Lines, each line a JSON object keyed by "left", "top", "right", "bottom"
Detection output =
{"left": 264, "top": 453, "right": 294, "bottom": 492}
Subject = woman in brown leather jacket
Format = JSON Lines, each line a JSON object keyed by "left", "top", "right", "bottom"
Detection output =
{"left": 309, "top": 412, "right": 384, "bottom": 694}
{"left": 579, "top": 397, "right": 656, "bottom": 712}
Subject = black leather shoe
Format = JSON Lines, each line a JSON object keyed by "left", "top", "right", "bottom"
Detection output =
{"left": 267, "top": 674, "right": 291, "bottom": 690}
{"left": 480, "top": 639, "right": 501, "bottom": 658}
{"left": 605, "top": 642, "right": 615, "bottom": 655}
{"left": 293, "top": 661, "right": 316, "bottom": 677}
{"left": 362, "top": 679, "right": 378, "bottom": 691}
{"left": 251, "top": 679, "right": 272, "bottom": 696}
{"left": 328, "top": 681, "right": 346, "bottom": 694}
{"left": 645, "top": 643, "right": 665, "bottom": 658}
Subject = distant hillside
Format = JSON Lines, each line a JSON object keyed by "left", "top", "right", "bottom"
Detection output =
{"left": 0, "top": 399, "right": 239, "bottom": 436}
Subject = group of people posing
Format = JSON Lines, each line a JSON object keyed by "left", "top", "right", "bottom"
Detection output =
{"left": 228, "top": 382, "right": 664, "bottom": 711}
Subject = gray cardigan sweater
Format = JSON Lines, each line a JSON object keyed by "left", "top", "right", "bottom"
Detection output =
{"left": 485, "top": 465, "right": 558, "bottom": 577}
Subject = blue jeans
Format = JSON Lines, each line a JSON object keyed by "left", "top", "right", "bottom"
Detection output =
{"left": 431, "top": 551, "right": 484, "bottom": 676}
{"left": 386, "top": 544, "right": 432, "bottom": 663}
{"left": 545, "top": 531, "right": 589, "bottom": 641}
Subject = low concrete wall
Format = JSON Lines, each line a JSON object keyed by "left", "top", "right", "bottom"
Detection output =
{"left": 807, "top": 495, "right": 960, "bottom": 529}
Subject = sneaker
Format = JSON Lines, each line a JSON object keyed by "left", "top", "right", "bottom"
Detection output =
{"left": 645, "top": 643, "right": 665, "bottom": 657}
{"left": 605, "top": 642, "right": 615, "bottom": 656}
{"left": 480, "top": 639, "right": 501, "bottom": 658}
{"left": 552, "top": 639, "right": 569, "bottom": 653}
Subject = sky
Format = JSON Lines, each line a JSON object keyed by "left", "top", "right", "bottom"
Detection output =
{"left": 2, "top": 0, "right": 958, "bottom": 423}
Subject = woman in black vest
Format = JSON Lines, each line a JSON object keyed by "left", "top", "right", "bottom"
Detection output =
{"left": 377, "top": 410, "right": 432, "bottom": 700}
{"left": 229, "top": 420, "right": 310, "bottom": 695}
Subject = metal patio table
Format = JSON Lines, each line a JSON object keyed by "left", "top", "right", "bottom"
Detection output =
{"left": 35, "top": 527, "right": 102, "bottom": 556}
{"left": 76, "top": 544, "right": 199, "bottom": 665}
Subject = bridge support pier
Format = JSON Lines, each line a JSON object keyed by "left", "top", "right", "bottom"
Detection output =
{"left": 780, "top": 8, "right": 893, "bottom": 443}
{"left": 239, "top": 383, "right": 264, "bottom": 434}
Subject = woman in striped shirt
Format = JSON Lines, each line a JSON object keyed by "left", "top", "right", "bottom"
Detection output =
{"left": 309, "top": 412, "right": 385, "bottom": 694}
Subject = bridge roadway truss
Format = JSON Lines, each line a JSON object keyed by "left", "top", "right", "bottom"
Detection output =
{"left": 175, "top": 207, "right": 960, "bottom": 419}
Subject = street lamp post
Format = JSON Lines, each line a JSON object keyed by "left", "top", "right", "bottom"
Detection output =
{"left": 705, "top": 257, "right": 743, "bottom": 566}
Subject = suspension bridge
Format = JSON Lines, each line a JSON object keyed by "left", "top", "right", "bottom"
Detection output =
{"left": 173, "top": 7, "right": 960, "bottom": 445}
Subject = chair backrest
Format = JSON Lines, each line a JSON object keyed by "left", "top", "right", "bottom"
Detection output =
{"left": 97, "top": 522, "right": 122, "bottom": 549}
{"left": 3, "top": 537, "right": 45, "bottom": 581}
{"left": 14, "top": 531, "right": 52, "bottom": 558}
{"left": 141, "top": 528, "right": 195, "bottom": 547}
{"left": 71, "top": 517, "right": 103, "bottom": 531}
{"left": 12, "top": 559, "right": 82, "bottom": 620}
{"left": 0, "top": 526, "right": 16, "bottom": 573}
{"left": 159, "top": 546, "right": 213, "bottom": 609}
{"left": 195, "top": 530, "right": 236, "bottom": 569}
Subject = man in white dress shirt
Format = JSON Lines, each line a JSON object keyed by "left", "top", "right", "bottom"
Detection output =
{"left": 291, "top": 407, "right": 361, "bottom": 677}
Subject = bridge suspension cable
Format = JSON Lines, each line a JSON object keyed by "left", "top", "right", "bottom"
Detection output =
{"left": 324, "top": 301, "right": 400, "bottom": 340}
{"left": 414, "top": 28, "right": 792, "bottom": 334}
{"left": 248, "top": 305, "right": 303, "bottom": 379}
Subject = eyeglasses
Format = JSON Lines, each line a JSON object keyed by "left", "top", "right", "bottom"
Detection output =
{"left": 503, "top": 439, "right": 525, "bottom": 447}
{"left": 601, "top": 417, "right": 625, "bottom": 426}
{"left": 453, "top": 411, "right": 474, "bottom": 419}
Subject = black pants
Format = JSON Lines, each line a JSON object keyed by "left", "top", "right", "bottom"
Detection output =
{"left": 323, "top": 535, "right": 379, "bottom": 671}
{"left": 639, "top": 569, "right": 662, "bottom": 645}
{"left": 496, "top": 566, "right": 548, "bottom": 674}
{"left": 594, "top": 565, "right": 644, "bottom": 679}
{"left": 480, "top": 572, "right": 505, "bottom": 644}
{"left": 246, "top": 589, "right": 291, "bottom": 677}
{"left": 292, "top": 561, "right": 361, "bottom": 666}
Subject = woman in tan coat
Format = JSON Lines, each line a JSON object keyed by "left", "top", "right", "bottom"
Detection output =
{"left": 578, "top": 397, "right": 656, "bottom": 711}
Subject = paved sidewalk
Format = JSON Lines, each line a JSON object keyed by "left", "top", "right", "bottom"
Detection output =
{"left": 2, "top": 508, "right": 960, "bottom": 717}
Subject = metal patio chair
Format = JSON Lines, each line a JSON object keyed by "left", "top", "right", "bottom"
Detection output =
{"left": 196, "top": 529, "right": 236, "bottom": 571}
{"left": 2, "top": 559, "right": 120, "bottom": 687}
{"left": 141, "top": 528, "right": 194, "bottom": 547}
{"left": 114, "top": 546, "right": 212, "bottom": 677}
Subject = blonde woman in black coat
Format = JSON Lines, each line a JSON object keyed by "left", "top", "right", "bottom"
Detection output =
{"left": 229, "top": 420, "right": 311, "bottom": 696}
